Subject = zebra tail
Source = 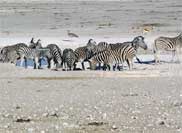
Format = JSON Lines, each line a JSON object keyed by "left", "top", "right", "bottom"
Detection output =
{"left": 153, "top": 40, "right": 157, "bottom": 54}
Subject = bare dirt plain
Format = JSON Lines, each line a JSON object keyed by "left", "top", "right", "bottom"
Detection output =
{"left": 0, "top": 0, "right": 182, "bottom": 133}
{"left": 0, "top": 62, "right": 182, "bottom": 133}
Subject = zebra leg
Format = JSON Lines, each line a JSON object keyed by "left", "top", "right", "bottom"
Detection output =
{"left": 102, "top": 63, "right": 106, "bottom": 71}
{"left": 90, "top": 62, "right": 96, "bottom": 70}
{"left": 126, "top": 59, "right": 131, "bottom": 70}
{"left": 81, "top": 61, "right": 85, "bottom": 70}
{"left": 38, "top": 58, "right": 42, "bottom": 69}
{"left": 171, "top": 50, "right": 175, "bottom": 63}
{"left": 98, "top": 63, "right": 101, "bottom": 70}
{"left": 50, "top": 59, "right": 55, "bottom": 69}
{"left": 34, "top": 57, "right": 39, "bottom": 69}
{"left": 33, "top": 59, "right": 36, "bottom": 69}
{"left": 88, "top": 61, "right": 92, "bottom": 70}
{"left": 20, "top": 56, "right": 24, "bottom": 67}
{"left": 113, "top": 64, "right": 116, "bottom": 71}
{"left": 175, "top": 48, "right": 180, "bottom": 63}
{"left": 73, "top": 62, "right": 77, "bottom": 70}
{"left": 47, "top": 59, "right": 51, "bottom": 69}
{"left": 24, "top": 58, "right": 27, "bottom": 68}
{"left": 65, "top": 63, "right": 68, "bottom": 71}
{"left": 155, "top": 50, "right": 161, "bottom": 64}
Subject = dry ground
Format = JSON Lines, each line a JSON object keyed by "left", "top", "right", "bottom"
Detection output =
{"left": 0, "top": 62, "right": 182, "bottom": 133}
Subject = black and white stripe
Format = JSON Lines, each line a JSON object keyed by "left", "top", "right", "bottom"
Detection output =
{"left": 89, "top": 36, "right": 147, "bottom": 70}
{"left": 62, "top": 48, "right": 76, "bottom": 71}
{"left": 74, "top": 39, "right": 96, "bottom": 70}
{"left": 153, "top": 33, "right": 182, "bottom": 63}
{"left": 45, "top": 44, "right": 62, "bottom": 69}
{"left": 17, "top": 45, "right": 41, "bottom": 69}
{"left": 1, "top": 43, "right": 27, "bottom": 63}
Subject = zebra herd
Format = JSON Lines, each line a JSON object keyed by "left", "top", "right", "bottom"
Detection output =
{"left": 0, "top": 33, "right": 182, "bottom": 71}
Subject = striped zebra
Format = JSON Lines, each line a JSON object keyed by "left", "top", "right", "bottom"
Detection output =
{"left": 17, "top": 45, "right": 42, "bottom": 69}
{"left": 86, "top": 41, "right": 111, "bottom": 70}
{"left": 89, "top": 36, "right": 147, "bottom": 70}
{"left": 0, "top": 43, "right": 27, "bottom": 64}
{"left": 74, "top": 39, "right": 96, "bottom": 70}
{"left": 45, "top": 44, "right": 62, "bottom": 70}
{"left": 153, "top": 33, "right": 182, "bottom": 63}
{"left": 62, "top": 48, "right": 76, "bottom": 71}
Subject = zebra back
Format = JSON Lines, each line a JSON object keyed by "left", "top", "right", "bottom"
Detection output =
{"left": 74, "top": 46, "right": 92, "bottom": 61}
{"left": 1, "top": 43, "right": 27, "bottom": 62}
{"left": 46, "top": 44, "right": 62, "bottom": 64}
{"left": 154, "top": 34, "right": 182, "bottom": 52}
{"left": 17, "top": 45, "right": 40, "bottom": 59}
{"left": 63, "top": 48, "right": 76, "bottom": 69}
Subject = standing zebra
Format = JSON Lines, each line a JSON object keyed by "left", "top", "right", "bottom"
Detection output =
{"left": 74, "top": 39, "right": 96, "bottom": 70}
{"left": 153, "top": 33, "right": 182, "bottom": 63}
{"left": 89, "top": 36, "right": 147, "bottom": 70}
{"left": 45, "top": 44, "right": 62, "bottom": 70}
{"left": 17, "top": 45, "right": 42, "bottom": 69}
{"left": 62, "top": 48, "right": 76, "bottom": 71}
{"left": 0, "top": 43, "right": 27, "bottom": 64}
{"left": 86, "top": 41, "right": 111, "bottom": 70}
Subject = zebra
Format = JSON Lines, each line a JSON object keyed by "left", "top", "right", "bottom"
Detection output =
{"left": 74, "top": 39, "right": 97, "bottom": 70}
{"left": 0, "top": 43, "right": 27, "bottom": 64}
{"left": 17, "top": 45, "right": 42, "bottom": 69}
{"left": 62, "top": 48, "right": 76, "bottom": 71}
{"left": 153, "top": 33, "right": 182, "bottom": 63}
{"left": 44, "top": 44, "right": 62, "bottom": 70}
{"left": 85, "top": 41, "right": 111, "bottom": 70}
{"left": 89, "top": 36, "right": 147, "bottom": 70}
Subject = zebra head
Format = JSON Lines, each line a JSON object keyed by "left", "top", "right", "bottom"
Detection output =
{"left": 0, "top": 47, "right": 8, "bottom": 62}
{"left": 29, "top": 38, "right": 42, "bottom": 49}
{"left": 36, "top": 39, "right": 42, "bottom": 48}
{"left": 29, "top": 37, "right": 35, "bottom": 48}
{"left": 0, "top": 48, "right": 2, "bottom": 62}
{"left": 86, "top": 39, "right": 97, "bottom": 52}
{"left": 132, "top": 36, "right": 147, "bottom": 50}
{"left": 177, "top": 33, "right": 182, "bottom": 45}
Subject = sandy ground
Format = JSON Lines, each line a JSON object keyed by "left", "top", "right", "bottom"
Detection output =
{"left": 0, "top": 0, "right": 182, "bottom": 133}
{"left": 0, "top": 62, "right": 182, "bottom": 133}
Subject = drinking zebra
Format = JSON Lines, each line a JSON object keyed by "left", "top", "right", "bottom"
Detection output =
{"left": 89, "top": 36, "right": 147, "bottom": 70}
{"left": 45, "top": 44, "right": 62, "bottom": 70}
{"left": 62, "top": 48, "right": 76, "bottom": 71}
{"left": 28, "top": 40, "right": 62, "bottom": 69}
{"left": 153, "top": 33, "right": 182, "bottom": 63}
{"left": 74, "top": 39, "right": 97, "bottom": 70}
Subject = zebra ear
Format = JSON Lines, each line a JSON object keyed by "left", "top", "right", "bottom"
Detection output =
{"left": 37, "top": 39, "right": 41, "bottom": 44}
{"left": 30, "top": 38, "right": 34, "bottom": 43}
